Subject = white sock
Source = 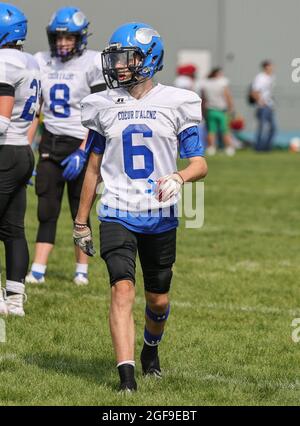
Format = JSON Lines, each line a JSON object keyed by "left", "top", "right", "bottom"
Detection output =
{"left": 6, "top": 280, "right": 25, "bottom": 295}
{"left": 117, "top": 360, "right": 135, "bottom": 368}
{"left": 31, "top": 263, "right": 47, "bottom": 274}
{"left": 76, "top": 263, "right": 88, "bottom": 275}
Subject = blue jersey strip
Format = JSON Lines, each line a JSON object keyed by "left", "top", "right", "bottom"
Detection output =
{"left": 178, "top": 125, "right": 205, "bottom": 158}
{"left": 98, "top": 205, "right": 178, "bottom": 234}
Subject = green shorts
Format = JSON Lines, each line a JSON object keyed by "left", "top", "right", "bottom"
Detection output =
{"left": 206, "top": 109, "right": 229, "bottom": 135}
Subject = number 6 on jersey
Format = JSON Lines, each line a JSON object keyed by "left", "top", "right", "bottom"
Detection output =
{"left": 123, "top": 124, "right": 154, "bottom": 179}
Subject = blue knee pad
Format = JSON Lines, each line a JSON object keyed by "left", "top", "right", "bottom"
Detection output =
{"left": 144, "top": 305, "right": 170, "bottom": 346}
{"left": 144, "top": 327, "right": 164, "bottom": 346}
{"left": 146, "top": 304, "right": 170, "bottom": 322}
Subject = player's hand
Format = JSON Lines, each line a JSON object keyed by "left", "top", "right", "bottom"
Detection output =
{"left": 73, "top": 223, "right": 95, "bottom": 257}
{"left": 27, "top": 169, "right": 37, "bottom": 186}
{"left": 61, "top": 149, "right": 87, "bottom": 181}
{"left": 155, "top": 172, "right": 184, "bottom": 202}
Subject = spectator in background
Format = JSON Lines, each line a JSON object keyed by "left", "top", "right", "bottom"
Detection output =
{"left": 174, "top": 64, "right": 197, "bottom": 91}
{"left": 251, "top": 61, "right": 276, "bottom": 152}
{"left": 201, "top": 67, "right": 235, "bottom": 156}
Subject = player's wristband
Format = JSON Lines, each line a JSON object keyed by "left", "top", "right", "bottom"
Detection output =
{"left": 74, "top": 221, "right": 88, "bottom": 230}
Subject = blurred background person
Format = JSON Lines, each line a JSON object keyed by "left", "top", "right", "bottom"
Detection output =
{"left": 201, "top": 67, "right": 235, "bottom": 156}
{"left": 251, "top": 60, "right": 276, "bottom": 152}
{"left": 174, "top": 64, "right": 197, "bottom": 91}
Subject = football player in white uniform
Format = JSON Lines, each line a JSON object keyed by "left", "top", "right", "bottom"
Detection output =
{"left": 0, "top": 3, "right": 40, "bottom": 317}
{"left": 26, "top": 7, "right": 105, "bottom": 286}
{"left": 74, "top": 22, "right": 208, "bottom": 391}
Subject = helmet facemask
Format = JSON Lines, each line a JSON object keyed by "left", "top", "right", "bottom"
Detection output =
{"left": 0, "top": 3, "right": 27, "bottom": 48}
{"left": 1, "top": 39, "right": 24, "bottom": 50}
{"left": 102, "top": 23, "right": 164, "bottom": 90}
{"left": 47, "top": 30, "right": 87, "bottom": 62}
{"left": 102, "top": 45, "right": 152, "bottom": 89}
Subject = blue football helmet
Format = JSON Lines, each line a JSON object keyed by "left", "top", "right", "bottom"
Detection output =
{"left": 47, "top": 6, "right": 89, "bottom": 61}
{"left": 102, "top": 22, "right": 164, "bottom": 89}
{"left": 0, "top": 2, "right": 27, "bottom": 48}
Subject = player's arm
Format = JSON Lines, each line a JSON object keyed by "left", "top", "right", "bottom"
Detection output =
{"left": 73, "top": 151, "right": 102, "bottom": 256}
{"left": 77, "top": 129, "right": 106, "bottom": 217}
{"left": 76, "top": 151, "right": 103, "bottom": 224}
{"left": 156, "top": 125, "right": 207, "bottom": 202}
{"left": 73, "top": 128, "right": 105, "bottom": 255}
{"left": 27, "top": 117, "right": 39, "bottom": 145}
{"left": 177, "top": 155, "right": 208, "bottom": 183}
{"left": 27, "top": 99, "right": 43, "bottom": 145}
{"left": 76, "top": 128, "right": 105, "bottom": 220}
{"left": 177, "top": 125, "right": 207, "bottom": 182}
{"left": 156, "top": 156, "right": 207, "bottom": 203}
{"left": 0, "top": 83, "right": 14, "bottom": 135}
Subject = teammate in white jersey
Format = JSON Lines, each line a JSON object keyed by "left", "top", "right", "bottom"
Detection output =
{"left": 74, "top": 22, "right": 208, "bottom": 392}
{"left": 26, "top": 7, "right": 105, "bottom": 286}
{"left": 0, "top": 3, "right": 40, "bottom": 317}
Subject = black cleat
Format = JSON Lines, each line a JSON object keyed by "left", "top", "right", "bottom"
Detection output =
{"left": 117, "top": 363, "right": 137, "bottom": 392}
{"left": 140, "top": 346, "right": 162, "bottom": 378}
{"left": 118, "top": 380, "right": 137, "bottom": 392}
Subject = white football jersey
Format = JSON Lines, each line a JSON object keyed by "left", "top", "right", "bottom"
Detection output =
{"left": 35, "top": 50, "right": 104, "bottom": 140}
{"left": 81, "top": 83, "right": 202, "bottom": 213}
{"left": 0, "top": 49, "right": 40, "bottom": 146}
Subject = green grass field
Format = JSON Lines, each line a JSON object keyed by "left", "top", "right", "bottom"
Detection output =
{"left": 1, "top": 150, "right": 300, "bottom": 406}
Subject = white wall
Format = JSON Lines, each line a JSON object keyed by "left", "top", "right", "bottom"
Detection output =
{"left": 222, "top": 0, "right": 300, "bottom": 130}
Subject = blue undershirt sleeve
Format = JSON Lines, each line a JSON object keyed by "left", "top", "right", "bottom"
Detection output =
{"left": 85, "top": 129, "right": 106, "bottom": 155}
{"left": 178, "top": 125, "right": 205, "bottom": 158}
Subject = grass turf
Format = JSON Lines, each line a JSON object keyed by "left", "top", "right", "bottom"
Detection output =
{"left": 0, "top": 150, "right": 300, "bottom": 405}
